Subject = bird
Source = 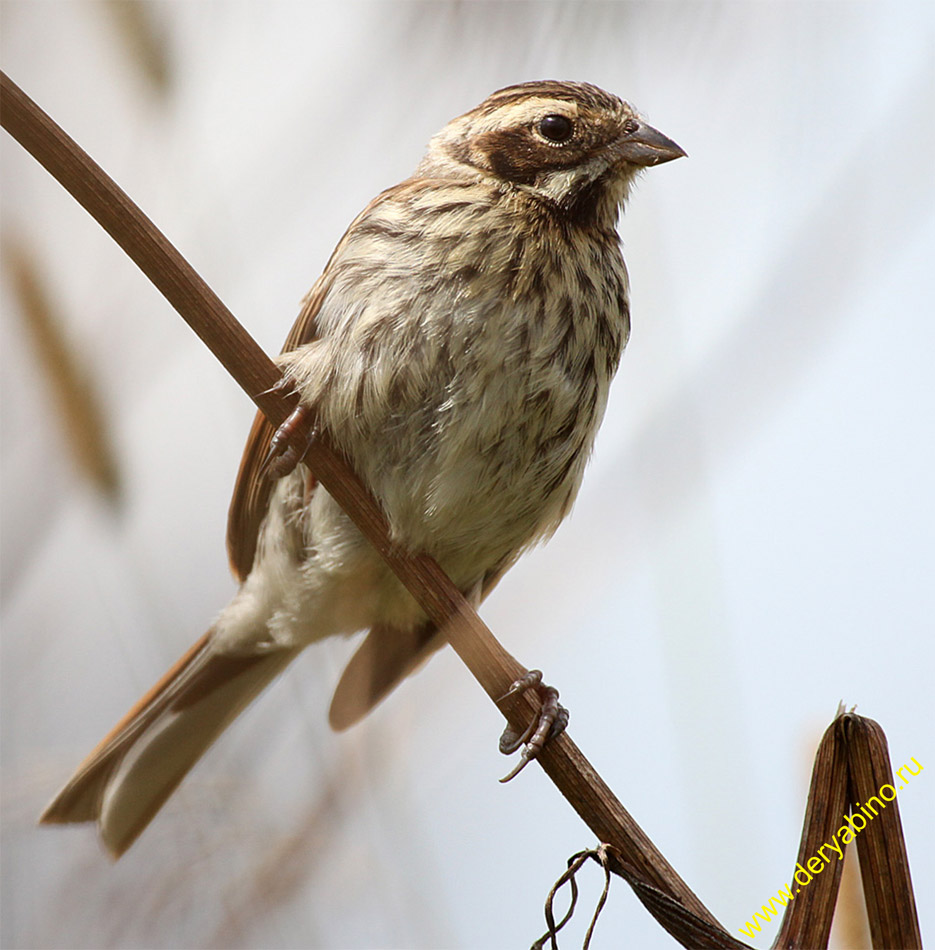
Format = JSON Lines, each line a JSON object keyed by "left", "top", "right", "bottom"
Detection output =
{"left": 40, "top": 80, "right": 684, "bottom": 856}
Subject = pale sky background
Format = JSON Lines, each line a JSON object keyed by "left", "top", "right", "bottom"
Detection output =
{"left": 2, "top": 3, "right": 933, "bottom": 948}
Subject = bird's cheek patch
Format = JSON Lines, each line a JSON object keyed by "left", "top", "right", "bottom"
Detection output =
{"left": 472, "top": 128, "right": 540, "bottom": 185}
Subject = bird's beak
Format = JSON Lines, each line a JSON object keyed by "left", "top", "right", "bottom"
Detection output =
{"left": 615, "top": 121, "right": 686, "bottom": 167}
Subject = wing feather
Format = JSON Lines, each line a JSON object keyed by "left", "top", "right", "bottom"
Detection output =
{"left": 226, "top": 190, "right": 395, "bottom": 580}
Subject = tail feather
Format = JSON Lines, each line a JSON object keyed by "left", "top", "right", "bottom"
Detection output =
{"left": 328, "top": 575, "right": 493, "bottom": 731}
{"left": 328, "top": 623, "right": 444, "bottom": 731}
{"left": 40, "top": 630, "right": 298, "bottom": 857}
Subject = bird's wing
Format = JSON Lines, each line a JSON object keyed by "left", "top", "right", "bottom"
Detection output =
{"left": 226, "top": 279, "right": 328, "bottom": 581}
{"left": 226, "top": 188, "right": 398, "bottom": 581}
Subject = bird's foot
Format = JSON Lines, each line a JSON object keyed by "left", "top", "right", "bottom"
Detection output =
{"left": 261, "top": 378, "right": 318, "bottom": 479}
{"left": 498, "top": 670, "right": 569, "bottom": 782}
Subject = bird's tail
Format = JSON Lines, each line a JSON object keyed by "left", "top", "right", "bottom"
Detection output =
{"left": 40, "top": 630, "right": 299, "bottom": 857}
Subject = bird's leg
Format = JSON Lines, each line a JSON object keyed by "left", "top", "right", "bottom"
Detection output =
{"left": 497, "top": 670, "right": 569, "bottom": 782}
{"left": 260, "top": 377, "right": 318, "bottom": 479}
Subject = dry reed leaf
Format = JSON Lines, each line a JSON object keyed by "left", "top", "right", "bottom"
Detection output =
{"left": 843, "top": 715, "right": 921, "bottom": 949}
{"left": 772, "top": 712, "right": 920, "bottom": 950}
{"left": 4, "top": 235, "right": 121, "bottom": 501}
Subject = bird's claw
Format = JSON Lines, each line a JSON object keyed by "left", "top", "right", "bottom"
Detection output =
{"left": 261, "top": 383, "right": 318, "bottom": 479}
{"left": 498, "top": 670, "right": 569, "bottom": 782}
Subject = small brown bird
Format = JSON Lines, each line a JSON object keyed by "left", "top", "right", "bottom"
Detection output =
{"left": 41, "top": 80, "right": 684, "bottom": 856}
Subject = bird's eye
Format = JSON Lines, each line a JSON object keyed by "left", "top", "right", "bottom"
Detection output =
{"left": 538, "top": 114, "right": 574, "bottom": 143}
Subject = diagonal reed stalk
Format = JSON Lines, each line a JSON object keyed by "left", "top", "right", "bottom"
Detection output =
{"left": 2, "top": 71, "right": 919, "bottom": 949}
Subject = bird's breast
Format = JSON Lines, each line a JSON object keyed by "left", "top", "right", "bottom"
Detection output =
{"left": 306, "top": 185, "right": 632, "bottom": 578}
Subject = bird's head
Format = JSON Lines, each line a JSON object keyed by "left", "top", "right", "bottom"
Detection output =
{"left": 420, "top": 80, "right": 685, "bottom": 226}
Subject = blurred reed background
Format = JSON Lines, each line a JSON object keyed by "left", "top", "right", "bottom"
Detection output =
{"left": 1, "top": 3, "right": 932, "bottom": 947}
